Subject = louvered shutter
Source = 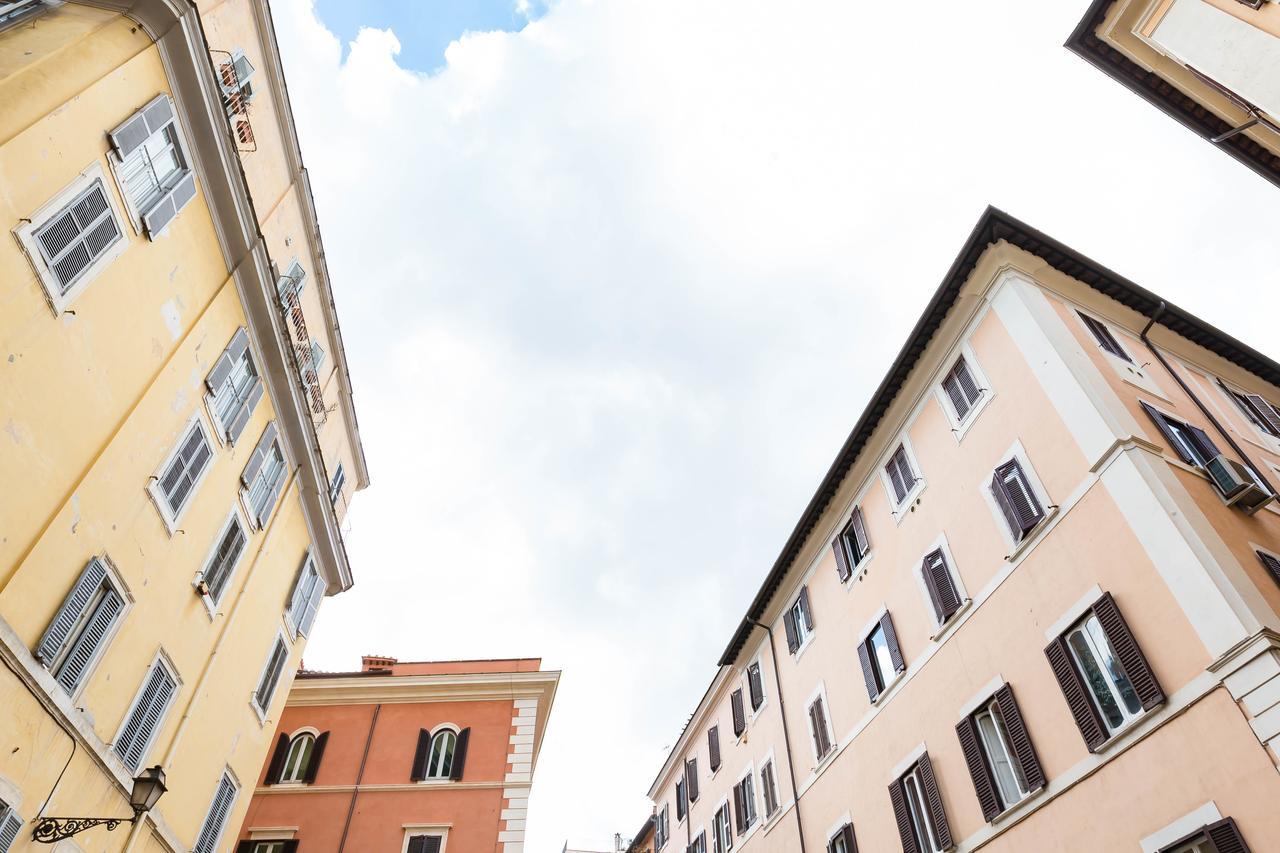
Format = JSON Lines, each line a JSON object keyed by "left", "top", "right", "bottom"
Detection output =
{"left": 955, "top": 714, "right": 1001, "bottom": 822}
{"left": 421, "top": 837, "right": 443, "bottom": 853}
{"left": 286, "top": 559, "right": 315, "bottom": 633}
{"left": 297, "top": 568, "right": 325, "bottom": 637}
{"left": 996, "top": 460, "right": 1044, "bottom": 535}
{"left": 193, "top": 773, "right": 237, "bottom": 853}
{"left": 449, "top": 727, "right": 470, "bottom": 780}
{"left": 1244, "top": 394, "right": 1280, "bottom": 436}
{"left": 0, "top": 808, "right": 22, "bottom": 853}
{"left": 1202, "top": 817, "right": 1251, "bottom": 853}
{"left": 922, "top": 550, "right": 960, "bottom": 624}
{"left": 1185, "top": 424, "right": 1221, "bottom": 462}
{"left": 1078, "top": 312, "right": 1130, "bottom": 361}
{"left": 241, "top": 422, "right": 279, "bottom": 487}
{"left": 235, "top": 843, "right": 253, "bottom": 853}
{"left": 994, "top": 684, "right": 1045, "bottom": 793}
{"left": 857, "top": 640, "right": 879, "bottom": 702}
{"left": 108, "top": 94, "right": 173, "bottom": 159}
{"left": 34, "top": 180, "right": 122, "bottom": 293}
{"left": 955, "top": 359, "right": 980, "bottom": 403}
{"left": 917, "top": 753, "right": 952, "bottom": 849}
{"left": 1140, "top": 402, "right": 1195, "bottom": 464}
{"left": 708, "top": 726, "right": 720, "bottom": 772}
{"left": 265, "top": 733, "right": 289, "bottom": 783}
{"left": 206, "top": 328, "right": 249, "bottom": 392}
{"left": 990, "top": 470, "right": 1020, "bottom": 540}
{"left": 886, "top": 454, "right": 908, "bottom": 503}
{"left": 850, "top": 506, "right": 869, "bottom": 560}
{"left": 38, "top": 559, "right": 108, "bottom": 664}
{"left": 832, "top": 535, "right": 852, "bottom": 582}
{"left": 881, "top": 612, "right": 905, "bottom": 672}
{"left": 116, "top": 663, "right": 176, "bottom": 771}
{"left": 410, "top": 728, "right": 431, "bottom": 780}
{"left": 676, "top": 779, "right": 687, "bottom": 821}
{"left": 1256, "top": 551, "right": 1280, "bottom": 587}
{"left": 942, "top": 370, "right": 970, "bottom": 421}
{"left": 783, "top": 607, "right": 799, "bottom": 654}
{"left": 407, "top": 836, "right": 428, "bottom": 853}
{"left": 259, "top": 458, "right": 287, "bottom": 527}
{"left": 281, "top": 842, "right": 299, "bottom": 853}
{"left": 255, "top": 639, "right": 288, "bottom": 711}
{"left": 1092, "top": 592, "right": 1165, "bottom": 711}
{"left": 1044, "top": 636, "right": 1108, "bottom": 751}
{"left": 747, "top": 663, "right": 763, "bottom": 711}
{"left": 888, "top": 779, "right": 920, "bottom": 853}
{"left": 840, "top": 824, "right": 857, "bottom": 853}
{"left": 141, "top": 170, "right": 197, "bottom": 239}
{"left": 304, "top": 731, "right": 329, "bottom": 783}
{"left": 799, "top": 587, "right": 814, "bottom": 631}
{"left": 731, "top": 689, "right": 746, "bottom": 736}
{"left": 685, "top": 758, "right": 699, "bottom": 802}
{"left": 226, "top": 381, "right": 263, "bottom": 444}
{"left": 54, "top": 587, "right": 122, "bottom": 692}
{"left": 732, "top": 783, "right": 744, "bottom": 834}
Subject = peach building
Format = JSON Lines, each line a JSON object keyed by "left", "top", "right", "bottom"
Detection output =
{"left": 236, "top": 656, "right": 559, "bottom": 853}
{"left": 646, "top": 207, "right": 1280, "bottom": 853}
{"left": 1068, "top": 0, "right": 1280, "bottom": 187}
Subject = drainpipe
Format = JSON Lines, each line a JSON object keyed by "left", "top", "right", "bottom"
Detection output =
{"left": 746, "top": 619, "right": 808, "bottom": 853}
{"left": 1139, "top": 301, "right": 1275, "bottom": 496}
{"left": 337, "top": 703, "right": 380, "bottom": 853}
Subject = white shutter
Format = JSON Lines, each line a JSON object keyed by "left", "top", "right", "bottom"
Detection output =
{"left": 53, "top": 588, "right": 123, "bottom": 692}
{"left": 286, "top": 558, "right": 317, "bottom": 634}
{"left": 37, "top": 559, "right": 108, "bottom": 664}
{"left": 114, "top": 662, "right": 177, "bottom": 771}
{"left": 33, "top": 180, "right": 122, "bottom": 293}
{"left": 0, "top": 805, "right": 21, "bottom": 853}
{"left": 192, "top": 773, "right": 238, "bottom": 853}
{"left": 298, "top": 570, "right": 324, "bottom": 637}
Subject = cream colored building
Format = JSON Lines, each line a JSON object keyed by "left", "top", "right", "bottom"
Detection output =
{"left": 647, "top": 208, "right": 1280, "bottom": 853}
{"left": 1069, "top": 0, "right": 1280, "bottom": 187}
{"left": 0, "top": 1, "right": 366, "bottom": 850}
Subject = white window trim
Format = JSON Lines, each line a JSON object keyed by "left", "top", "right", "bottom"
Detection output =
{"left": 881, "top": 436, "right": 927, "bottom": 522}
{"left": 1043, "top": 584, "right": 1106, "bottom": 642}
{"left": 111, "top": 649, "right": 181, "bottom": 774}
{"left": 195, "top": 768, "right": 240, "bottom": 853}
{"left": 956, "top": 675, "right": 1007, "bottom": 722}
{"left": 251, "top": 630, "right": 291, "bottom": 723}
{"left": 857, "top": 605, "right": 904, "bottom": 706}
{"left": 979, "top": 439, "right": 1057, "bottom": 558}
{"left": 106, "top": 97, "right": 196, "bottom": 237}
{"left": 803, "top": 682, "right": 836, "bottom": 770}
{"left": 400, "top": 827, "right": 450, "bottom": 853}
{"left": 887, "top": 741, "right": 929, "bottom": 787}
{"left": 147, "top": 412, "right": 215, "bottom": 535}
{"left": 756, "top": 749, "right": 781, "bottom": 826}
{"left": 246, "top": 829, "right": 299, "bottom": 842}
{"left": 14, "top": 161, "right": 130, "bottom": 316}
{"left": 195, "top": 506, "right": 250, "bottom": 617}
{"left": 824, "top": 812, "right": 854, "bottom": 848}
{"left": 935, "top": 344, "right": 995, "bottom": 442}
{"left": 419, "top": 724, "right": 462, "bottom": 783}
{"left": 240, "top": 435, "right": 288, "bottom": 533}
{"left": 49, "top": 555, "right": 135, "bottom": 702}
{"left": 911, "top": 534, "right": 972, "bottom": 637}
{"left": 745, "top": 652, "right": 768, "bottom": 722}
{"left": 1139, "top": 802, "right": 1224, "bottom": 853}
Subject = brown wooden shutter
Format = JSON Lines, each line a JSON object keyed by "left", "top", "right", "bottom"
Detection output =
{"left": 1092, "top": 592, "right": 1165, "bottom": 711}
{"left": 1185, "top": 424, "right": 1221, "bottom": 462}
{"left": 833, "top": 535, "right": 852, "bottom": 582}
{"left": 857, "top": 639, "right": 879, "bottom": 701}
{"left": 686, "top": 758, "right": 699, "bottom": 802}
{"left": 851, "top": 506, "right": 869, "bottom": 559}
{"left": 799, "top": 587, "right": 814, "bottom": 631}
{"left": 1244, "top": 393, "right": 1280, "bottom": 436}
{"left": 449, "top": 727, "right": 470, "bottom": 780}
{"left": 1078, "top": 312, "right": 1131, "bottom": 362}
{"left": 917, "top": 752, "right": 953, "bottom": 849}
{"left": 1044, "top": 636, "right": 1108, "bottom": 751}
{"left": 784, "top": 607, "right": 800, "bottom": 654}
{"left": 1203, "top": 817, "right": 1252, "bottom": 853}
{"left": 922, "top": 551, "right": 961, "bottom": 623}
{"left": 994, "top": 684, "right": 1045, "bottom": 792}
{"left": 881, "top": 612, "right": 905, "bottom": 672}
{"left": 942, "top": 369, "right": 971, "bottom": 421}
{"left": 747, "top": 663, "right": 764, "bottom": 710}
{"left": 998, "top": 460, "right": 1044, "bottom": 534}
{"left": 888, "top": 779, "right": 921, "bottom": 853}
{"left": 731, "top": 689, "right": 746, "bottom": 736}
{"left": 410, "top": 728, "right": 431, "bottom": 781}
{"left": 990, "top": 469, "right": 1021, "bottom": 541}
{"left": 303, "top": 731, "right": 329, "bottom": 784}
{"left": 265, "top": 733, "right": 289, "bottom": 784}
{"left": 841, "top": 823, "right": 858, "bottom": 853}
{"left": 733, "top": 782, "right": 744, "bottom": 833}
{"left": 1256, "top": 551, "right": 1280, "bottom": 587}
{"left": 955, "top": 714, "right": 1002, "bottom": 822}
{"left": 1140, "top": 402, "right": 1195, "bottom": 464}
{"left": 708, "top": 726, "right": 721, "bottom": 772}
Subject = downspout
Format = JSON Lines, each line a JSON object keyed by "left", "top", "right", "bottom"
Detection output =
{"left": 746, "top": 619, "right": 808, "bottom": 853}
{"left": 337, "top": 703, "right": 380, "bottom": 853}
{"left": 1139, "top": 301, "right": 1276, "bottom": 496}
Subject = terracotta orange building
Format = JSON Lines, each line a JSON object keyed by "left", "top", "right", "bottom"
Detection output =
{"left": 235, "top": 655, "right": 559, "bottom": 853}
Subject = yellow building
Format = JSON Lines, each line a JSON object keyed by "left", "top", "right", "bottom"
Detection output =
{"left": 0, "top": 1, "right": 367, "bottom": 850}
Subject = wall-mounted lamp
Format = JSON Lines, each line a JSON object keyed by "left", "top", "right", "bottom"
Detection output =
{"left": 32, "top": 766, "right": 167, "bottom": 843}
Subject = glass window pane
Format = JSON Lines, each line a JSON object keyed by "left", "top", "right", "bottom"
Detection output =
{"left": 976, "top": 709, "right": 1021, "bottom": 807}
{"left": 1067, "top": 627, "right": 1125, "bottom": 729}
{"left": 903, "top": 772, "right": 938, "bottom": 852}
{"left": 869, "top": 626, "right": 894, "bottom": 685}
{"left": 1084, "top": 618, "right": 1143, "bottom": 716}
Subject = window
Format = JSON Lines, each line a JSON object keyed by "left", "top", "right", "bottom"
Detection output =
{"left": 746, "top": 661, "right": 765, "bottom": 712}
{"left": 941, "top": 356, "right": 983, "bottom": 422}
{"left": 807, "top": 694, "right": 833, "bottom": 762}
{"left": 730, "top": 688, "right": 746, "bottom": 738}
{"left": 20, "top": 173, "right": 125, "bottom": 308}
{"left": 889, "top": 754, "right": 952, "bottom": 853}
{"left": 253, "top": 635, "right": 289, "bottom": 715}
{"left": 1224, "top": 385, "right": 1280, "bottom": 438}
{"left": 206, "top": 328, "right": 263, "bottom": 444}
{"left": 114, "top": 656, "right": 178, "bottom": 772}
{"left": 285, "top": 555, "right": 324, "bottom": 639}
{"left": 0, "top": 799, "right": 22, "bottom": 853}
{"left": 708, "top": 725, "right": 721, "bottom": 773}
{"left": 1077, "top": 311, "right": 1131, "bottom": 362}
{"left": 759, "top": 760, "right": 779, "bottom": 819}
{"left": 248, "top": 843, "right": 297, "bottom": 853}
{"left": 827, "top": 824, "right": 856, "bottom": 853}
{"left": 201, "top": 512, "right": 247, "bottom": 605}
{"left": 955, "top": 685, "right": 1044, "bottom": 821}
{"left": 884, "top": 444, "right": 919, "bottom": 507}
{"left": 655, "top": 804, "right": 670, "bottom": 849}
{"left": 153, "top": 418, "right": 213, "bottom": 525}
{"left": 688, "top": 831, "right": 707, "bottom": 853}
{"left": 857, "top": 613, "right": 905, "bottom": 702}
{"left": 406, "top": 836, "right": 444, "bottom": 853}
{"left": 1257, "top": 550, "right": 1280, "bottom": 588}
{"left": 1044, "top": 592, "right": 1165, "bottom": 751}
{"left": 832, "top": 506, "right": 870, "bottom": 581}
{"left": 921, "top": 549, "right": 963, "bottom": 626}
{"left": 1141, "top": 402, "right": 1220, "bottom": 468}
{"left": 1157, "top": 818, "right": 1251, "bottom": 853}
{"left": 0, "top": 0, "right": 54, "bottom": 32}
{"left": 266, "top": 729, "right": 329, "bottom": 785}
{"left": 712, "top": 803, "right": 733, "bottom": 853}
{"left": 36, "top": 558, "right": 126, "bottom": 694}
{"left": 732, "top": 773, "right": 756, "bottom": 835}
{"left": 242, "top": 423, "right": 287, "bottom": 529}
{"left": 108, "top": 95, "right": 197, "bottom": 238}
{"left": 411, "top": 726, "right": 470, "bottom": 781}
{"left": 783, "top": 587, "right": 813, "bottom": 654}
{"left": 685, "top": 758, "right": 700, "bottom": 803}
{"left": 192, "top": 771, "right": 238, "bottom": 853}
{"left": 990, "top": 459, "right": 1045, "bottom": 543}
{"left": 217, "top": 49, "right": 257, "bottom": 114}
{"left": 329, "top": 463, "right": 347, "bottom": 506}
{"left": 676, "top": 778, "right": 688, "bottom": 821}
{"left": 281, "top": 733, "right": 315, "bottom": 782}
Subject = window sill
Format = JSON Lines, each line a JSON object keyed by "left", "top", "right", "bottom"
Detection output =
{"left": 1003, "top": 506, "right": 1059, "bottom": 564}
{"left": 842, "top": 553, "right": 875, "bottom": 590}
{"left": 415, "top": 778, "right": 459, "bottom": 786}
{"left": 793, "top": 635, "right": 815, "bottom": 662}
{"left": 950, "top": 391, "right": 994, "bottom": 444}
{"left": 890, "top": 482, "right": 927, "bottom": 526}
{"left": 748, "top": 698, "right": 768, "bottom": 723}
{"left": 928, "top": 599, "right": 972, "bottom": 643}
{"left": 871, "top": 670, "right": 906, "bottom": 707}
{"left": 1092, "top": 708, "right": 1153, "bottom": 756}
{"left": 990, "top": 783, "right": 1048, "bottom": 827}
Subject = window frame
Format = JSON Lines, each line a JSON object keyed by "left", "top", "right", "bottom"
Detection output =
{"left": 783, "top": 586, "right": 814, "bottom": 656}
{"left": 970, "top": 696, "right": 1032, "bottom": 813}
{"left": 936, "top": 348, "right": 993, "bottom": 438}
{"left": 857, "top": 608, "right": 906, "bottom": 703}
{"left": 832, "top": 504, "right": 872, "bottom": 584}
{"left": 1064, "top": 612, "right": 1145, "bottom": 736}
{"left": 912, "top": 538, "right": 969, "bottom": 635}
{"left": 192, "top": 769, "right": 239, "bottom": 853}
{"left": 1217, "top": 378, "right": 1280, "bottom": 446}
{"left": 329, "top": 462, "right": 347, "bottom": 506}
{"left": 251, "top": 631, "right": 291, "bottom": 721}
{"left": 980, "top": 443, "right": 1054, "bottom": 554}
{"left": 401, "top": 829, "right": 449, "bottom": 853}
{"left": 745, "top": 655, "right": 767, "bottom": 718}
{"left": 14, "top": 162, "right": 129, "bottom": 315}
{"left": 711, "top": 798, "right": 733, "bottom": 853}
{"left": 900, "top": 761, "right": 946, "bottom": 853}
{"left": 241, "top": 435, "right": 287, "bottom": 531}
{"left": 1075, "top": 309, "right": 1133, "bottom": 363}
{"left": 278, "top": 731, "right": 317, "bottom": 784}
{"left": 424, "top": 726, "right": 460, "bottom": 780}
{"left": 105, "top": 95, "right": 197, "bottom": 239}
{"left": 804, "top": 683, "right": 835, "bottom": 767}
{"left": 40, "top": 556, "right": 132, "bottom": 699}
{"left": 758, "top": 754, "right": 780, "bottom": 821}
{"left": 196, "top": 507, "right": 250, "bottom": 612}
{"left": 111, "top": 650, "right": 181, "bottom": 773}
{"left": 881, "top": 438, "right": 926, "bottom": 519}
{"left": 148, "top": 413, "right": 216, "bottom": 534}
{"left": 733, "top": 763, "right": 757, "bottom": 835}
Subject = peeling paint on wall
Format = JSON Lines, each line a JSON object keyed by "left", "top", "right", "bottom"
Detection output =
{"left": 162, "top": 298, "right": 183, "bottom": 341}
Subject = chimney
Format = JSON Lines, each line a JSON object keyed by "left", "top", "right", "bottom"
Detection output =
{"left": 361, "top": 654, "right": 397, "bottom": 672}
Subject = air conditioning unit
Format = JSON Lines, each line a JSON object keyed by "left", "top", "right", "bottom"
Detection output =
{"left": 1206, "top": 455, "right": 1275, "bottom": 514}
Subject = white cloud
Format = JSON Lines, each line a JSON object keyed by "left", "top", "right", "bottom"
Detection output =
{"left": 273, "top": 0, "right": 1279, "bottom": 847}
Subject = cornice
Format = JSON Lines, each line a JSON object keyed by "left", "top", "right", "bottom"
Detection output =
{"left": 287, "top": 670, "right": 562, "bottom": 707}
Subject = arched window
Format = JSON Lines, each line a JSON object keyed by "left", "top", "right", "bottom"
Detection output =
{"left": 424, "top": 729, "right": 457, "bottom": 779}
{"left": 280, "top": 732, "right": 315, "bottom": 783}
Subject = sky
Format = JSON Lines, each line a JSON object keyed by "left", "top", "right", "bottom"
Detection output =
{"left": 270, "top": 1, "right": 1279, "bottom": 849}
